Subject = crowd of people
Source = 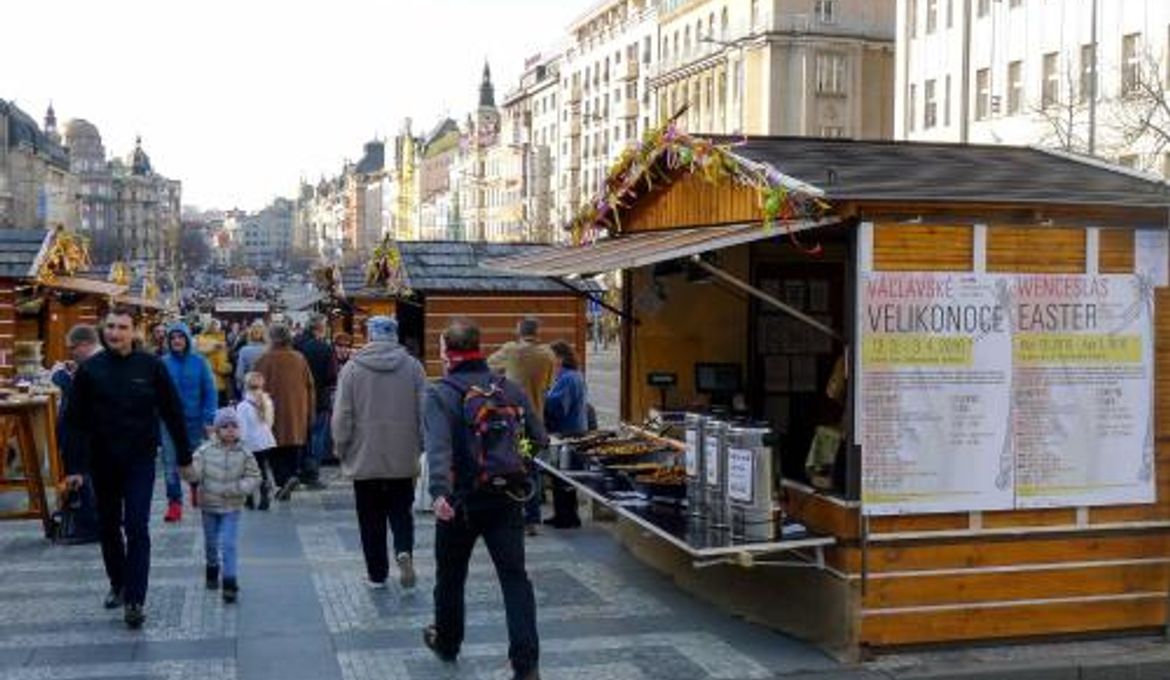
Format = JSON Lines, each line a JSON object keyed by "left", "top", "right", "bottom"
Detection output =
{"left": 51, "top": 307, "right": 591, "bottom": 680}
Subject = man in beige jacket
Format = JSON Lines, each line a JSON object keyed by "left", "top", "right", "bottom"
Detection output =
{"left": 488, "top": 317, "right": 556, "bottom": 534}
{"left": 332, "top": 316, "right": 427, "bottom": 589}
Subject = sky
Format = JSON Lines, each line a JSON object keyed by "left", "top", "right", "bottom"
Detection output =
{"left": 1, "top": 0, "right": 589, "bottom": 212}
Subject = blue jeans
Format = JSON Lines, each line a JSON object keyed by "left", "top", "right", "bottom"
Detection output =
{"left": 160, "top": 424, "right": 204, "bottom": 503}
{"left": 201, "top": 511, "right": 241, "bottom": 579}
{"left": 301, "top": 411, "right": 331, "bottom": 483}
{"left": 92, "top": 454, "right": 156, "bottom": 605}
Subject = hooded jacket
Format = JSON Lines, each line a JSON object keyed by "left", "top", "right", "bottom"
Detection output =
{"left": 188, "top": 435, "right": 262, "bottom": 513}
{"left": 161, "top": 322, "right": 217, "bottom": 446}
{"left": 331, "top": 341, "right": 427, "bottom": 480}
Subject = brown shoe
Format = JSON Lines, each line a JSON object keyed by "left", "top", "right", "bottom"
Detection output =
{"left": 397, "top": 552, "right": 416, "bottom": 589}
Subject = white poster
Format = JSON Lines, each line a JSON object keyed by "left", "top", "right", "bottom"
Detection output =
{"left": 1135, "top": 230, "right": 1169, "bottom": 288}
{"left": 1011, "top": 275, "right": 1155, "bottom": 508}
{"left": 727, "top": 448, "right": 755, "bottom": 504}
{"left": 860, "top": 273, "right": 1015, "bottom": 515}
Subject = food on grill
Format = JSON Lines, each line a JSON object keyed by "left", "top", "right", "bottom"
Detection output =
{"left": 636, "top": 466, "right": 687, "bottom": 485}
{"left": 557, "top": 431, "right": 616, "bottom": 449}
{"left": 605, "top": 463, "right": 664, "bottom": 472}
{"left": 589, "top": 440, "right": 667, "bottom": 457}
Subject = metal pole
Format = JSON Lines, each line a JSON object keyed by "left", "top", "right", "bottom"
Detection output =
{"left": 1088, "top": 0, "right": 1098, "bottom": 155}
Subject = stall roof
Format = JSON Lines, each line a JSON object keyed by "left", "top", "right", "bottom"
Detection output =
{"left": 482, "top": 220, "right": 833, "bottom": 277}
{"left": 0, "top": 229, "right": 52, "bottom": 278}
{"left": 725, "top": 137, "right": 1170, "bottom": 208}
{"left": 344, "top": 241, "right": 601, "bottom": 297}
{"left": 116, "top": 295, "right": 170, "bottom": 311}
{"left": 47, "top": 276, "right": 128, "bottom": 297}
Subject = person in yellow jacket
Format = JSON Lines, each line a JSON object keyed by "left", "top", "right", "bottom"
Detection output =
{"left": 196, "top": 320, "right": 233, "bottom": 407}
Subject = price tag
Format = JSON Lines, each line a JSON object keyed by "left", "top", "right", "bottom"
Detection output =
{"left": 685, "top": 431, "right": 697, "bottom": 477}
{"left": 705, "top": 436, "right": 720, "bottom": 486}
{"left": 727, "top": 448, "right": 755, "bottom": 504}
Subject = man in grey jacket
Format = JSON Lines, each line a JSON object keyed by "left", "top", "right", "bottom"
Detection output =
{"left": 332, "top": 316, "right": 427, "bottom": 589}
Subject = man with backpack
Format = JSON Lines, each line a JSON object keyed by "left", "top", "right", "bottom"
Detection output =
{"left": 423, "top": 317, "right": 545, "bottom": 680}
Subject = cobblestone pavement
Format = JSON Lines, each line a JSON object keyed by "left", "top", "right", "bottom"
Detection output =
{"left": 0, "top": 469, "right": 835, "bottom": 680}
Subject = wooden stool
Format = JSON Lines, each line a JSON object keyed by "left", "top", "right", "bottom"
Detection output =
{"left": 0, "top": 399, "right": 54, "bottom": 537}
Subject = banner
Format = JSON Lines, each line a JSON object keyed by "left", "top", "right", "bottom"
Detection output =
{"left": 1011, "top": 275, "right": 1155, "bottom": 508}
{"left": 859, "top": 273, "right": 1014, "bottom": 515}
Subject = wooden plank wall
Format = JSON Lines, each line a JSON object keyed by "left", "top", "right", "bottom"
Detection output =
{"left": 422, "top": 294, "right": 586, "bottom": 379}
{"left": 0, "top": 278, "right": 15, "bottom": 381}
{"left": 622, "top": 173, "right": 762, "bottom": 232}
{"left": 839, "top": 224, "right": 1170, "bottom": 648}
{"left": 44, "top": 295, "right": 102, "bottom": 367}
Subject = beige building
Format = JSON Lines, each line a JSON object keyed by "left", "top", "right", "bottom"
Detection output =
{"left": 652, "top": 0, "right": 895, "bottom": 138}
{"left": 501, "top": 52, "right": 562, "bottom": 242}
{"left": 0, "top": 101, "right": 78, "bottom": 231}
{"left": 418, "top": 118, "right": 461, "bottom": 241}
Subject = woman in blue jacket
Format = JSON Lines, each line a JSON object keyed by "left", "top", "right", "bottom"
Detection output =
{"left": 543, "top": 341, "right": 588, "bottom": 528}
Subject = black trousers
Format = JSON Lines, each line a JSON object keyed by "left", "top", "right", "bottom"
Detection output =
{"left": 268, "top": 445, "right": 301, "bottom": 488}
{"left": 353, "top": 478, "right": 415, "bottom": 582}
{"left": 91, "top": 455, "right": 156, "bottom": 606}
{"left": 433, "top": 494, "right": 538, "bottom": 676}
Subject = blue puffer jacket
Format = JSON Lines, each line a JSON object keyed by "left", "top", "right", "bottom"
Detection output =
{"left": 545, "top": 368, "right": 589, "bottom": 436}
{"left": 161, "top": 322, "right": 217, "bottom": 445}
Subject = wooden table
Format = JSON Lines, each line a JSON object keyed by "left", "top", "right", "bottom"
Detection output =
{"left": 0, "top": 396, "right": 60, "bottom": 537}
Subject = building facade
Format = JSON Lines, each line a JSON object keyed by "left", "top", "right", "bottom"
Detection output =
{"left": 0, "top": 101, "right": 78, "bottom": 231}
{"left": 66, "top": 118, "right": 113, "bottom": 239}
{"left": 418, "top": 118, "right": 461, "bottom": 241}
{"left": 501, "top": 52, "right": 563, "bottom": 242}
{"left": 652, "top": 0, "right": 895, "bottom": 141}
{"left": 896, "top": 0, "right": 1170, "bottom": 174}
{"left": 239, "top": 197, "right": 294, "bottom": 267}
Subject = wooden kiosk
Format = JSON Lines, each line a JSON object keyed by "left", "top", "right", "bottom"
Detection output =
{"left": 486, "top": 132, "right": 1170, "bottom": 658}
{"left": 329, "top": 240, "right": 593, "bottom": 377}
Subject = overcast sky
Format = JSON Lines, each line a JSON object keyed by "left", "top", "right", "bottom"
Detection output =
{"left": 2, "top": 0, "right": 587, "bottom": 212}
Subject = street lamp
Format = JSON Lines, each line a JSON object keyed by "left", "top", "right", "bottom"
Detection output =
{"left": 700, "top": 35, "right": 745, "bottom": 134}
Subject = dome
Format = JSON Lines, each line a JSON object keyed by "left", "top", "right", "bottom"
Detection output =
{"left": 64, "top": 118, "right": 101, "bottom": 144}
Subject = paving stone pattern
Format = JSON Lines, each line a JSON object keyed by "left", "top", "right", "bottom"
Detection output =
{"left": 0, "top": 469, "right": 834, "bottom": 680}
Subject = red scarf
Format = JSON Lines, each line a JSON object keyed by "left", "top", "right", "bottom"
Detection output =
{"left": 445, "top": 349, "right": 484, "bottom": 370}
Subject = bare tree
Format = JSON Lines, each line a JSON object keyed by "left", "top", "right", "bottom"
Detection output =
{"left": 1109, "top": 51, "right": 1170, "bottom": 169}
{"left": 1031, "top": 61, "right": 1091, "bottom": 153}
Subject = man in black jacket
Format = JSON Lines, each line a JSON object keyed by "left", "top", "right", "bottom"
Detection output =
{"left": 64, "top": 307, "right": 192, "bottom": 629}
{"left": 423, "top": 317, "right": 546, "bottom": 680}
{"left": 295, "top": 313, "right": 336, "bottom": 488}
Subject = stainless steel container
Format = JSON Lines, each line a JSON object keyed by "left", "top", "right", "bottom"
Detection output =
{"left": 704, "top": 419, "right": 729, "bottom": 529}
{"left": 684, "top": 413, "right": 706, "bottom": 518}
{"left": 726, "top": 424, "right": 776, "bottom": 542}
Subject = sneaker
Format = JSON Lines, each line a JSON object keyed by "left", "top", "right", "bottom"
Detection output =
{"left": 275, "top": 478, "right": 299, "bottom": 501}
{"left": 258, "top": 494, "right": 270, "bottom": 511}
{"left": 123, "top": 603, "right": 145, "bottom": 629}
{"left": 163, "top": 501, "right": 182, "bottom": 523}
{"left": 222, "top": 578, "right": 238, "bottom": 604}
{"left": 103, "top": 588, "right": 123, "bottom": 609}
{"left": 366, "top": 578, "right": 388, "bottom": 590}
{"left": 397, "top": 553, "right": 416, "bottom": 589}
{"left": 422, "top": 625, "right": 457, "bottom": 662}
{"left": 244, "top": 496, "right": 255, "bottom": 510}
{"left": 205, "top": 565, "right": 220, "bottom": 590}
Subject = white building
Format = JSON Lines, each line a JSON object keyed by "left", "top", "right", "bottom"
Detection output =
{"left": 239, "top": 198, "right": 294, "bottom": 267}
{"left": 501, "top": 52, "right": 563, "bottom": 242}
{"left": 558, "top": 0, "right": 662, "bottom": 226}
{"left": 897, "top": 0, "right": 1170, "bottom": 174}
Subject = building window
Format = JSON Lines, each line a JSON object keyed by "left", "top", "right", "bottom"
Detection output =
{"left": 944, "top": 74, "right": 952, "bottom": 125}
{"left": 977, "top": 0, "right": 990, "bottom": 17}
{"left": 820, "top": 126, "right": 845, "bottom": 137}
{"left": 816, "top": 52, "right": 847, "bottom": 94}
{"left": 816, "top": 0, "right": 836, "bottom": 23}
{"left": 908, "top": 0, "right": 917, "bottom": 38}
{"left": 926, "top": 0, "right": 937, "bottom": 33}
{"left": 721, "top": 7, "right": 729, "bottom": 38}
{"left": 1009, "top": 0, "right": 1022, "bottom": 6}
{"left": 1122, "top": 33, "right": 1141, "bottom": 95}
{"left": 1163, "top": 153, "right": 1170, "bottom": 179}
{"left": 946, "top": 0, "right": 953, "bottom": 27}
{"left": 751, "top": 0, "right": 759, "bottom": 31}
{"left": 1007, "top": 60, "right": 1022, "bottom": 114}
{"left": 924, "top": 79, "right": 937, "bottom": 128}
{"left": 1042, "top": 52, "right": 1058, "bottom": 106}
{"left": 909, "top": 83, "right": 917, "bottom": 132}
{"left": 1080, "top": 43, "right": 1095, "bottom": 103}
{"left": 975, "top": 68, "right": 990, "bottom": 119}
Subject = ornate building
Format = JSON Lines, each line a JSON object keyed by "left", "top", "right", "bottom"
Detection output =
{"left": 0, "top": 100, "right": 78, "bottom": 231}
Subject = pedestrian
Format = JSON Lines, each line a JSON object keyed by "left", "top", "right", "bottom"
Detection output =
{"left": 332, "top": 316, "right": 426, "bottom": 589}
{"left": 295, "top": 313, "right": 337, "bottom": 490}
{"left": 160, "top": 321, "right": 218, "bottom": 522}
{"left": 542, "top": 341, "right": 588, "bottom": 530}
{"left": 488, "top": 317, "right": 556, "bottom": 535}
{"left": 254, "top": 322, "right": 315, "bottom": 501}
{"left": 50, "top": 324, "right": 103, "bottom": 544}
{"left": 423, "top": 317, "right": 545, "bottom": 680}
{"left": 196, "top": 319, "right": 232, "bottom": 407}
{"left": 237, "top": 371, "right": 278, "bottom": 510}
{"left": 185, "top": 407, "right": 262, "bottom": 603}
{"left": 234, "top": 321, "right": 267, "bottom": 396}
{"left": 332, "top": 332, "right": 353, "bottom": 370}
{"left": 63, "top": 307, "right": 192, "bottom": 629}
{"left": 149, "top": 323, "right": 167, "bottom": 357}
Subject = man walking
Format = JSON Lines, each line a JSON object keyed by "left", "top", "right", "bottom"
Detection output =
{"left": 295, "top": 314, "right": 336, "bottom": 489}
{"left": 160, "top": 321, "right": 218, "bottom": 522}
{"left": 332, "top": 316, "right": 426, "bottom": 589}
{"left": 64, "top": 307, "right": 192, "bottom": 629}
{"left": 51, "top": 324, "right": 104, "bottom": 543}
{"left": 424, "top": 317, "right": 545, "bottom": 680}
{"left": 255, "top": 322, "right": 315, "bottom": 501}
{"left": 488, "top": 317, "right": 555, "bottom": 535}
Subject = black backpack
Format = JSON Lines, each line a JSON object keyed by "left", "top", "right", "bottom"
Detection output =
{"left": 442, "top": 375, "right": 530, "bottom": 492}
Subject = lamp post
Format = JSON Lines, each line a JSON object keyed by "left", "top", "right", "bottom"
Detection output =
{"left": 700, "top": 35, "right": 746, "bottom": 134}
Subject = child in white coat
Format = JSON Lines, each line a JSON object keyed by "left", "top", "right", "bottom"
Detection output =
{"left": 237, "top": 371, "right": 278, "bottom": 510}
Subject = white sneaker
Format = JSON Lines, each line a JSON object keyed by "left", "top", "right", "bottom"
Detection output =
{"left": 366, "top": 578, "right": 388, "bottom": 590}
{"left": 397, "top": 553, "right": 416, "bottom": 590}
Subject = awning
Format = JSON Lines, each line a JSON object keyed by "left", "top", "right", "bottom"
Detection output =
{"left": 481, "top": 219, "right": 836, "bottom": 277}
{"left": 215, "top": 299, "right": 269, "bottom": 314}
{"left": 116, "top": 295, "right": 170, "bottom": 312}
{"left": 45, "top": 276, "right": 128, "bottom": 297}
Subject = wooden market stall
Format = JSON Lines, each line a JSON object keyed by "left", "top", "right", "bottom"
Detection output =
{"left": 485, "top": 132, "right": 1170, "bottom": 658}
{"left": 329, "top": 240, "right": 594, "bottom": 377}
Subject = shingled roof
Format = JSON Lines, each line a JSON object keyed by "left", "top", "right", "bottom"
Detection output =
{"left": 724, "top": 136, "right": 1170, "bottom": 208}
{"left": 343, "top": 241, "right": 598, "bottom": 297}
{"left": 0, "top": 228, "right": 51, "bottom": 278}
